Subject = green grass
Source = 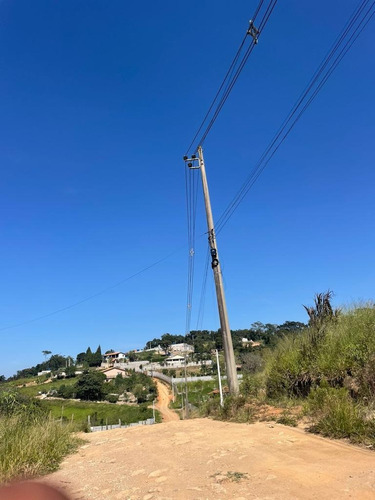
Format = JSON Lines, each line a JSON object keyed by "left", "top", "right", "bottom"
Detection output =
{"left": 41, "top": 400, "right": 154, "bottom": 429}
{"left": 304, "top": 384, "right": 375, "bottom": 446}
{"left": 265, "top": 306, "right": 375, "bottom": 398}
{"left": 171, "top": 380, "right": 216, "bottom": 409}
{"left": 13, "top": 377, "right": 77, "bottom": 398}
{"left": 0, "top": 415, "right": 80, "bottom": 484}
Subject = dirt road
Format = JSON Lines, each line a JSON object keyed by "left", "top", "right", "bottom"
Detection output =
{"left": 154, "top": 380, "right": 179, "bottom": 422}
{"left": 44, "top": 418, "right": 375, "bottom": 500}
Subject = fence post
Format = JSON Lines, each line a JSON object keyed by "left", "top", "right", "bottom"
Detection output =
{"left": 119, "top": 419, "right": 121, "bottom": 427}
{"left": 106, "top": 418, "right": 108, "bottom": 430}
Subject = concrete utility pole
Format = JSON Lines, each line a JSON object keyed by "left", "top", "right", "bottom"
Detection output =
{"left": 183, "top": 146, "right": 239, "bottom": 394}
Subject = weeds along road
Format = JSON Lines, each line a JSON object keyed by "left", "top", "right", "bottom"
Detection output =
{"left": 44, "top": 418, "right": 375, "bottom": 500}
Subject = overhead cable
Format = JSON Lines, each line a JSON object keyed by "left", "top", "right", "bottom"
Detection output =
{"left": 215, "top": 0, "right": 375, "bottom": 234}
{"left": 185, "top": 0, "right": 278, "bottom": 156}
{"left": 0, "top": 246, "right": 184, "bottom": 333}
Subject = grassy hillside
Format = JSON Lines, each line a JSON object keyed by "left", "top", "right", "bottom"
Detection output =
{"left": 202, "top": 304, "right": 375, "bottom": 447}
{"left": 266, "top": 305, "right": 375, "bottom": 398}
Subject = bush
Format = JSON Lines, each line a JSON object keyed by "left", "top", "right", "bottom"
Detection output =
{"left": 0, "top": 390, "right": 45, "bottom": 419}
{"left": 241, "top": 374, "right": 264, "bottom": 398}
{"left": 105, "top": 394, "right": 119, "bottom": 404}
{"left": 305, "top": 385, "right": 373, "bottom": 443}
{"left": 75, "top": 371, "right": 106, "bottom": 401}
{"left": 56, "top": 384, "right": 75, "bottom": 399}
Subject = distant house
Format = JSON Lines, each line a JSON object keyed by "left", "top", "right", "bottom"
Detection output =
{"left": 170, "top": 343, "right": 194, "bottom": 354}
{"left": 165, "top": 355, "right": 185, "bottom": 366}
{"left": 241, "top": 338, "right": 262, "bottom": 348}
{"left": 37, "top": 370, "right": 51, "bottom": 377}
{"left": 102, "top": 367, "right": 128, "bottom": 381}
{"left": 104, "top": 351, "right": 126, "bottom": 363}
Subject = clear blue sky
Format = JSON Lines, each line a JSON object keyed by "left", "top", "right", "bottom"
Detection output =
{"left": 0, "top": 1, "right": 374, "bottom": 377}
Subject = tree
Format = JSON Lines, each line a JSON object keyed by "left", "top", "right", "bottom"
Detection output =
{"left": 75, "top": 371, "right": 106, "bottom": 401}
{"left": 76, "top": 352, "right": 86, "bottom": 364}
{"left": 0, "top": 375, "right": 5, "bottom": 383}
{"left": 133, "top": 383, "right": 147, "bottom": 403}
{"left": 47, "top": 354, "right": 67, "bottom": 371}
{"left": 85, "top": 347, "right": 93, "bottom": 366}
{"left": 42, "top": 350, "right": 52, "bottom": 361}
{"left": 65, "top": 365, "right": 76, "bottom": 378}
{"left": 91, "top": 345, "right": 102, "bottom": 367}
{"left": 241, "top": 352, "right": 264, "bottom": 374}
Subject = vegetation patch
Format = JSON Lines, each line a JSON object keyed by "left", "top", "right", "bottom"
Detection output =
{"left": 211, "top": 471, "right": 249, "bottom": 483}
{"left": 41, "top": 399, "right": 153, "bottom": 430}
{"left": 0, "top": 390, "right": 80, "bottom": 484}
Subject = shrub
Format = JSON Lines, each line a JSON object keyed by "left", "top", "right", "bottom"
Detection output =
{"left": 0, "top": 390, "right": 45, "bottom": 419}
{"left": 56, "top": 384, "right": 75, "bottom": 399}
{"left": 105, "top": 394, "right": 119, "bottom": 404}
{"left": 304, "top": 385, "right": 373, "bottom": 443}
{"left": 75, "top": 371, "right": 106, "bottom": 401}
{"left": 240, "top": 374, "right": 264, "bottom": 398}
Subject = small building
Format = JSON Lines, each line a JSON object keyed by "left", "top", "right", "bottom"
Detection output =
{"left": 37, "top": 370, "right": 51, "bottom": 377}
{"left": 165, "top": 355, "right": 185, "bottom": 366}
{"left": 104, "top": 351, "right": 126, "bottom": 363}
{"left": 102, "top": 367, "right": 128, "bottom": 381}
{"left": 170, "top": 343, "right": 194, "bottom": 354}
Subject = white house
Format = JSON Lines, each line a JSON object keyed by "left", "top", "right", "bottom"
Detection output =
{"left": 104, "top": 351, "right": 126, "bottom": 363}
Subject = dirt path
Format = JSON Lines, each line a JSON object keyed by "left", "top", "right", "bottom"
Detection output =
{"left": 44, "top": 418, "right": 375, "bottom": 499}
{"left": 153, "top": 380, "right": 179, "bottom": 422}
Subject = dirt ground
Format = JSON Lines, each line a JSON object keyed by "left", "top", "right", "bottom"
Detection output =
{"left": 43, "top": 417, "right": 375, "bottom": 500}
{"left": 153, "top": 380, "right": 179, "bottom": 422}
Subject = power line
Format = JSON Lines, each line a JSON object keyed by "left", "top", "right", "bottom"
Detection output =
{"left": 195, "top": 248, "right": 210, "bottom": 331}
{"left": 0, "top": 246, "right": 184, "bottom": 333}
{"left": 215, "top": 0, "right": 375, "bottom": 234}
{"left": 184, "top": 158, "right": 200, "bottom": 336}
{"left": 185, "top": 0, "right": 278, "bottom": 156}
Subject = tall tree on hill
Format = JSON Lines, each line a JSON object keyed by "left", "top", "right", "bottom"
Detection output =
{"left": 76, "top": 352, "right": 86, "bottom": 364}
{"left": 91, "top": 345, "right": 102, "bottom": 367}
{"left": 42, "top": 350, "right": 52, "bottom": 361}
{"left": 85, "top": 347, "right": 93, "bottom": 366}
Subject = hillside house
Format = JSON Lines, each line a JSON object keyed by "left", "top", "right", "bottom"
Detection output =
{"left": 104, "top": 351, "right": 126, "bottom": 363}
{"left": 102, "top": 367, "right": 128, "bottom": 380}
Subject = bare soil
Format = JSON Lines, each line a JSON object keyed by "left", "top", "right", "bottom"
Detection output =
{"left": 153, "top": 380, "right": 179, "bottom": 423}
{"left": 43, "top": 417, "right": 375, "bottom": 500}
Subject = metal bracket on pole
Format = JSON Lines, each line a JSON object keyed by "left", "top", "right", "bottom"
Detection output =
{"left": 247, "top": 20, "right": 260, "bottom": 44}
{"left": 183, "top": 154, "right": 200, "bottom": 169}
